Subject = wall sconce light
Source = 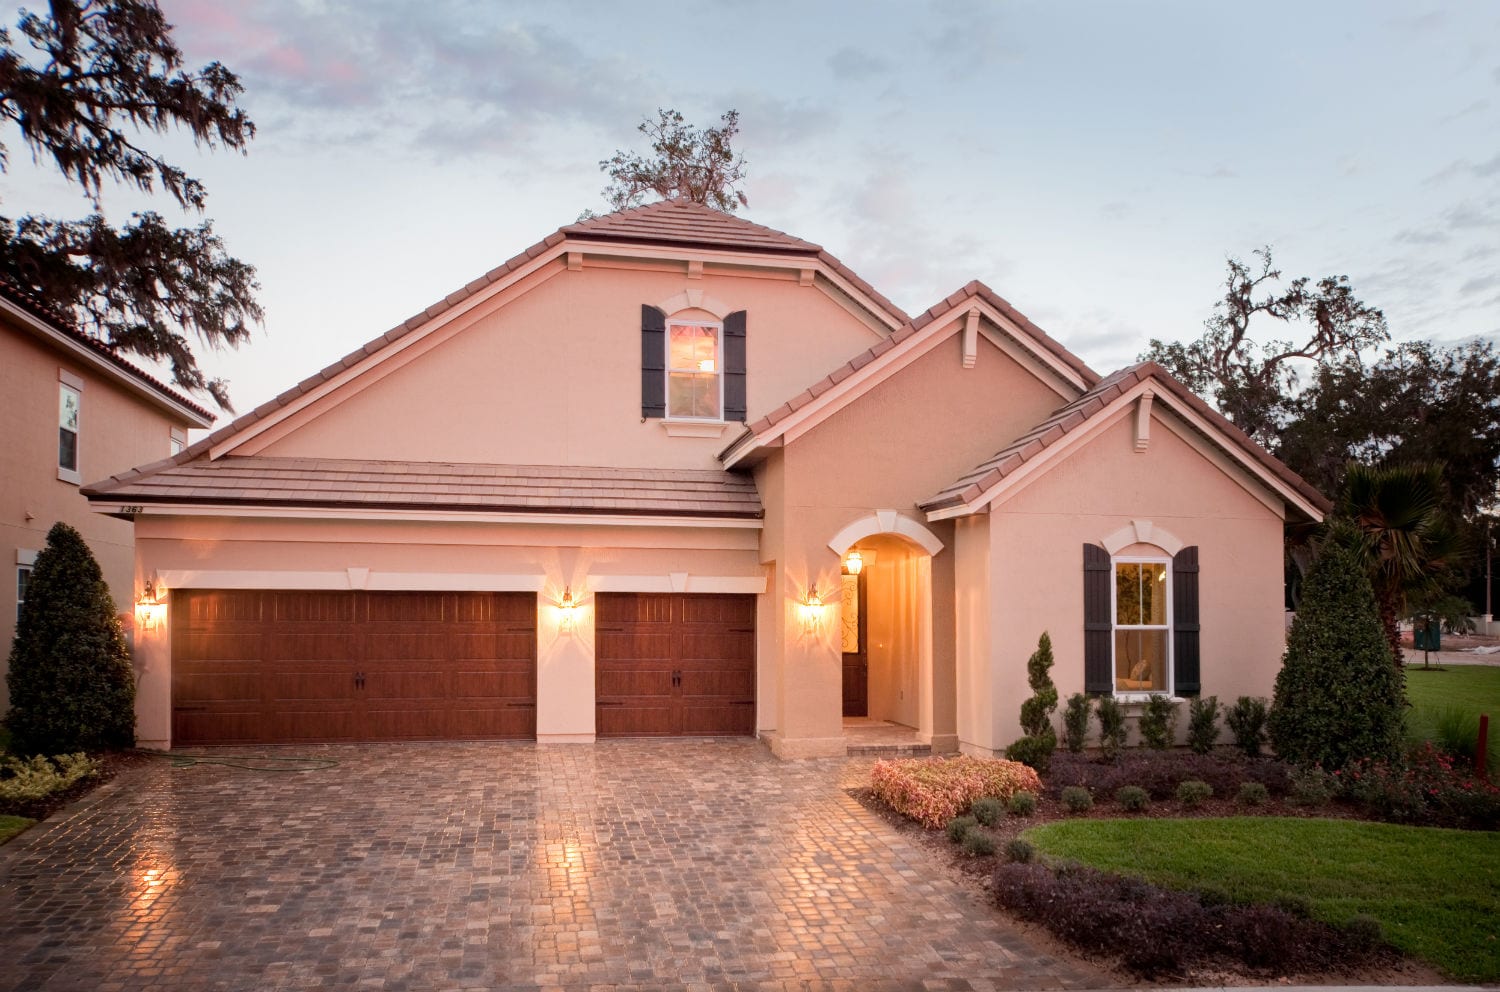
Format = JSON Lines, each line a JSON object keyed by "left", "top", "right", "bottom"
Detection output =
{"left": 135, "top": 580, "right": 166, "bottom": 633}
{"left": 558, "top": 585, "right": 578, "bottom": 634}
{"left": 844, "top": 550, "right": 864, "bottom": 575}
{"left": 798, "top": 587, "right": 826, "bottom": 634}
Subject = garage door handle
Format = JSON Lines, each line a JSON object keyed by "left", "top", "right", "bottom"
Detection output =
{"left": 354, "top": 672, "right": 365, "bottom": 689}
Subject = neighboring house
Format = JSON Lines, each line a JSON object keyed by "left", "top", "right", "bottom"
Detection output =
{"left": 1, "top": 282, "right": 214, "bottom": 697}
{"left": 82, "top": 200, "right": 1328, "bottom": 756}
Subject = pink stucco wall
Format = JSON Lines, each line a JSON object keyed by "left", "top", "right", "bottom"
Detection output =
{"left": 962, "top": 409, "right": 1289, "bottom": 754}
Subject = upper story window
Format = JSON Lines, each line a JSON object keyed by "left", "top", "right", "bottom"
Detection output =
{"left": 170, "top": 427, "right": 187, "bottom": 456}
{"left": 16, "top": 564, "right": 31, "bottom": 621}
{"left": 1113, "top": 558, "right": 1170, "bottom": 693}
{"left": 667, "top": 321, "right": 722, "bottom": 420}
{"left": 58, "top": 379, "right": 81, "bottom": 483}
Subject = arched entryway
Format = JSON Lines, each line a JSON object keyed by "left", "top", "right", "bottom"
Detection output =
{"left": 829, "top": 511, "right": 948, "bottom": 751}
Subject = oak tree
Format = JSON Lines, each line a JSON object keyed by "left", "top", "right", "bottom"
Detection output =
{"left": 0, "top": 0, "right": 259, "bottom": 410}
{"left": 597, "top": 108, "right": 748, "bottom": 214}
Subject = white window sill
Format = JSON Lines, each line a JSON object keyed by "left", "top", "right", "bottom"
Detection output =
{"left": 1114, "top": 692, "right": 1184, "bottom": 705}
{"left": 57, "top": 467, "right": 81, "bottom": 486}
{"left": 660, "top": 420, "right": 728, "bottom": 438}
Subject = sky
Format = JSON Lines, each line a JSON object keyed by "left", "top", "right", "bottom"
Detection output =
{"left": 5, "top": 0, "right": 1499, "bottom": 425}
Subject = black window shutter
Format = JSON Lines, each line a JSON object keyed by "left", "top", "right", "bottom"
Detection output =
{"left": 1084, "top": 543, "right": 1112, "bottom": 694}
{"left": 723, "top": 310, "right": 747, "bottom": 422}
{"left": 641, "top": 305, "right": 666, "bottom": 418}
{"left": 1173, "top": 546, "right": 1201, "bottom": 696}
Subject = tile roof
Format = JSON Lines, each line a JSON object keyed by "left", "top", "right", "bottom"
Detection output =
{"left": 0, "top": 279, "right": 215, "bottom": 421}
{"left": 920, "top": 361, "right": 1332, "bottom": 518}
{"left": 725, "top": 279, "right": 1101, "bottom": 451}
{"left": 563, "top": 198, "right": 820, "bottom": 252}
{"left": 82, "top": 456, "right": 763, "bottom": 518}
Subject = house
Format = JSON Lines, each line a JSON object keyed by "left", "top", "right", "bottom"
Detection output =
{"left": 1, "top": 282, "right": 214, "bottom": 696}
{"left": 82, "top": 200, "right": 1329, "bottom": 756}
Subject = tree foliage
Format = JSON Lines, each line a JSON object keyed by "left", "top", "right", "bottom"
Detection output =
{"left": 1333, "top": 463, "right": 1463, "bottom": 665}
{"left": 598, "top": 108, "right": 748, "bottom": 214}
{"left": 0, "top": 0, "right": 259, "bottom": 409}
{"left": 5, "top": 522, "right": 135, "bottom": 755}
{"left": 1268, "top": 541, "right": 1405, "bottom": 768}
{"left": 1141, "top": 247, "right": 1388, "bottom": 446}
{"left": 1277, "top": 341, "right": 1500, "bottom": 521}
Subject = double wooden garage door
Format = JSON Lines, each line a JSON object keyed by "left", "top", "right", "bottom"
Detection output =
{"left": 172, "top": 590, "right": 756, "bottom": 745}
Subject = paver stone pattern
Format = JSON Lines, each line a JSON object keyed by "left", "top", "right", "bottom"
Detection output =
{"left": 0, "top": 740, "right": 1108, "bottom": 991}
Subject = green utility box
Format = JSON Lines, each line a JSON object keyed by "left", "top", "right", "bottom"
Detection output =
{"left": 1413, "top": 615, "right": 1441, "bottom": 652}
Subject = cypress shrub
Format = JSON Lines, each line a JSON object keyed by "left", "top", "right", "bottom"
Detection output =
{"left": 1061, "top": 692, "right": 1091, "bottom": 753}
{"left": 1005, "top": 631, "right": 1059, "bottom": 772}
{"left": 1268, "top": 542, "right": 1404, "bottom": 768}
{"left": 1186, "top": 695, "right": 1221, "bottom": 755}
{"left": 5, "top": 523, "right": 135, "bottom": 754}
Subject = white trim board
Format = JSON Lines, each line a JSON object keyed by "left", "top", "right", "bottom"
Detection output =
{"left": 91, "top": 501, "right": 764, "bottom": 529}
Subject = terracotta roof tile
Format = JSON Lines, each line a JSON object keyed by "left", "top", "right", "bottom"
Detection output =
{"left": 919, "top": 361, "right": 1331, "bottom": 518}
{"left": 0, "top": 279, "right": 214, "bottom": 421}
{"left": 83, "top": 456, "right": 762, "bottom": 519}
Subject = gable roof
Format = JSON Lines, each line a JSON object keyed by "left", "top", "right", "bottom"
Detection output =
{"left": 83, "top": 456, "right": 762, "bottom": 520}
{"left": 719, "top": 279, "right": 1101, "bottom": 467}
{"left": 0, "top": 280, "right": 214, "bottom": 425}
{"left": 920, "top": 361, "right": 1331, "bottom": 522}
{"left": 127, "top": 198, "right": 913, "bottom": 480}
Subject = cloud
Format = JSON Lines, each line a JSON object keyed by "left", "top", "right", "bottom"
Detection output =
{"left": 921, "top": 0, "right": 1021, "bottom": 74}
{"left": 1395, "top": 227, "right": 1449, "bottom": 246}
{"left": 827, "top": 47, "right": 893, "bottom": 81}
{"left": 727, "top": 95, "right": 839, "bottom": 147}
{"left": 1460, "top": 273, "right": 1500, "bottom": 296}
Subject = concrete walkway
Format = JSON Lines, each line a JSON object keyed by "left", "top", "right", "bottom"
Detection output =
{"left": 0, "top": 741, "right": 1108, "bottom": 992}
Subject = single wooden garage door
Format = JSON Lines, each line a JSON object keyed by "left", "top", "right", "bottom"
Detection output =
{"left": 594, "top": 593, "right": 755, "bottom": 737}
{"left": 172, "top": 590, "right": 536, "bottom": 745}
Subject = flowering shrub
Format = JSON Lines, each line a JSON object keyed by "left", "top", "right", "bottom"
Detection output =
{"left": 870, "top": 755, "right": 1042, "bottom": 828}
{"left": 1337, "top": 742, "right": 1500, "bottom": 829}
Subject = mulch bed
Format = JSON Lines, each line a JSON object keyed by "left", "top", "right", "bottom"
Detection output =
{"left": 848, "top": 757, "right": 1451, "bottom": 987}
{"left": 0, "top": 748, "right": 153, "bottom": 822}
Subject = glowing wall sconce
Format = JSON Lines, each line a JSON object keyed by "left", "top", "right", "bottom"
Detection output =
{"left": 798, "top": 587, "right": 826, "bottom": 634}
{"left": 557, "top": 585, "right": 579, "bottom": 634}
{"left": 135, "top": 580, "right": 166, "bottom": 633}
{"left": 844, "top": 549, "right": 864, "bottom": 575}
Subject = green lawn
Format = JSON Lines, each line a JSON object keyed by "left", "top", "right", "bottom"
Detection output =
{"left": 1024, "top": 817, "right": 1500, "bottom": 981}
{"left": 1406, "top": 665, "right": 1500, "bottom": 768}
{"left": 0, "top": 814, "right": 33, "bottom": 844}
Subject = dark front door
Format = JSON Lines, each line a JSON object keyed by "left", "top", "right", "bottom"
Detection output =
{"left": 841, "top": 571, "right": 868, "bottom": 717}
{"left": 594, "top": 593, "right": 756, "bottom": 736}
{"left": 171, "top": 590, "right": 537, "bottom": 745}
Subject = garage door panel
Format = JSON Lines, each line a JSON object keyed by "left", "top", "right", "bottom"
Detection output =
{"left": 681, "top": 702, "right": 755, "bottom": 736}
{"left": 680, "top": 595, "right": 755, "bottom": 625}
{"left": 595, "top": 593, "right": 755, "bottom": 738}
{"left": 272, "top": 591, "right": 356, "bottom": 622}
{"left": 451, "top": 631, "right": 534, "bottom": 660}
{"left": 173, "top": 590, "right": 536, "bottom": 745}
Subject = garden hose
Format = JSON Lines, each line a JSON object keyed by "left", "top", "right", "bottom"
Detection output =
{"left": 138, "top": 751, "right": 339, "bottom": 772}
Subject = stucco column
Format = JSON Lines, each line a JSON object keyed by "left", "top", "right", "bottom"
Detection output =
{"left": 535, "top": 590, "right": 595, "bottom": 743}
{"left": 766, "top": 568, "right": 844, "bottom": 759}
{"left": 133, "top": 604, "right": 172, "bottom": 750}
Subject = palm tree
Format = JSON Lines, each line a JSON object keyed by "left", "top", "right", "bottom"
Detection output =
{"left": 1336, "top": 462, "right": 1464, "bottom": 666}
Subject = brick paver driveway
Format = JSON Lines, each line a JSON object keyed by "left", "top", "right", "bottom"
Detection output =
{"left": 0, "top": 741, "right": 1108, "bottom": 991}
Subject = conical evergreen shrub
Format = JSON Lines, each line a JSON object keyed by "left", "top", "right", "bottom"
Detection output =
{"left": 1268, "top": 541, "right": 1404, "bottom": 768}
{"left": 5, "top": 522, "right": 135, "bottom": 755}
{"left": 1005, "top": 631, "right": 1059, "bottom": 771}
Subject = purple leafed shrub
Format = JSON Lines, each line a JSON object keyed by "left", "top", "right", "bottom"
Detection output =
{"left": 992, "top": 862, "right": 1371, "bottom": 978}
{"left": 1047, "top": 750, "right": 1290, "bottom": 801}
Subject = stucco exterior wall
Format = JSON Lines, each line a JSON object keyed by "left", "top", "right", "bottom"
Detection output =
{"left": 758, "top": 329, "right": 1070, "bottom": 754}
{"left": 251, "top": 263, "right": 886, "bottom": 470}
{"left": 1, "top": 321, "right": 189, "bottom": 695}
{"left": 129, "top": 515, "right": 763, "bottom": 749}
{"left": 962, "top": 410, "right": 1288, "bottom": 753}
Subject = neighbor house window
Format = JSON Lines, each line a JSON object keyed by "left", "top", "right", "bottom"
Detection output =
{"left": 58, "top": 381, "right": 81, "bottom": 482}
{"left": 1113, "top": 559, "right": 1170, "bottom": 692}
{"left": 170, "top": 427, "right": 186, "bottom": 456}
{"left": 16, "top": 564, "right": 31, "bottom": 621}
{"left": 666, "top": 321, "right": 722, "bottom": 420}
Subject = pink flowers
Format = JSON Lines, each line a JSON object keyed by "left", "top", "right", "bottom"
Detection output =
{"left": 870, "top": 755, "right": 1043, "bottom": 828}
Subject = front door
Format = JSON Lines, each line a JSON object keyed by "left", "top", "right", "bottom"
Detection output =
{"left": 841, "top": 571, "right": 868, "bottom": 717}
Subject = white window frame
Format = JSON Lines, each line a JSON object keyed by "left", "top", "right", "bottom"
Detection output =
{"left": 58, "top": 372, "right": 83, "bottom": 484}
{"left": 170, "top": 426, "right": 187, "bottom": 456}
{"left": 664, "top": 319, "right": 725, "bottom": 423}
{"left": 1110, "top": 555, "right": 1173, "bottom": 698}
{"left": 16, "top": 549, "right": 36, "bottom": 621}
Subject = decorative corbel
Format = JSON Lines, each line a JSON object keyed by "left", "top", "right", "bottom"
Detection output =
{"left": 1134, "top": 390, "right": 1154, "bottom": 452}
{"left": 962, "top": 308, "right": 980, "bottom": 369}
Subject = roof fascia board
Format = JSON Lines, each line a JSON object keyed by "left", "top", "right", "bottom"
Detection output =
{"left": 212, "top": 252, "right": 567, "bottom": 459}
{"left": 156, "top": 568, "right": 547, "bottom": 592}
{"left": 975, "top": 324, "right": 1087, "bottom": 400}
{"left": 926, "top": 379, "right": 1321, "bottom": 522}
{"left": 87, "top": 500, "right": 763, "bottom": 529}
{"left": 2, "top": 297, "right": 213, "bottom": 427}
{"left": 975, "top": 300, "right": 1092, "bottom": 393}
